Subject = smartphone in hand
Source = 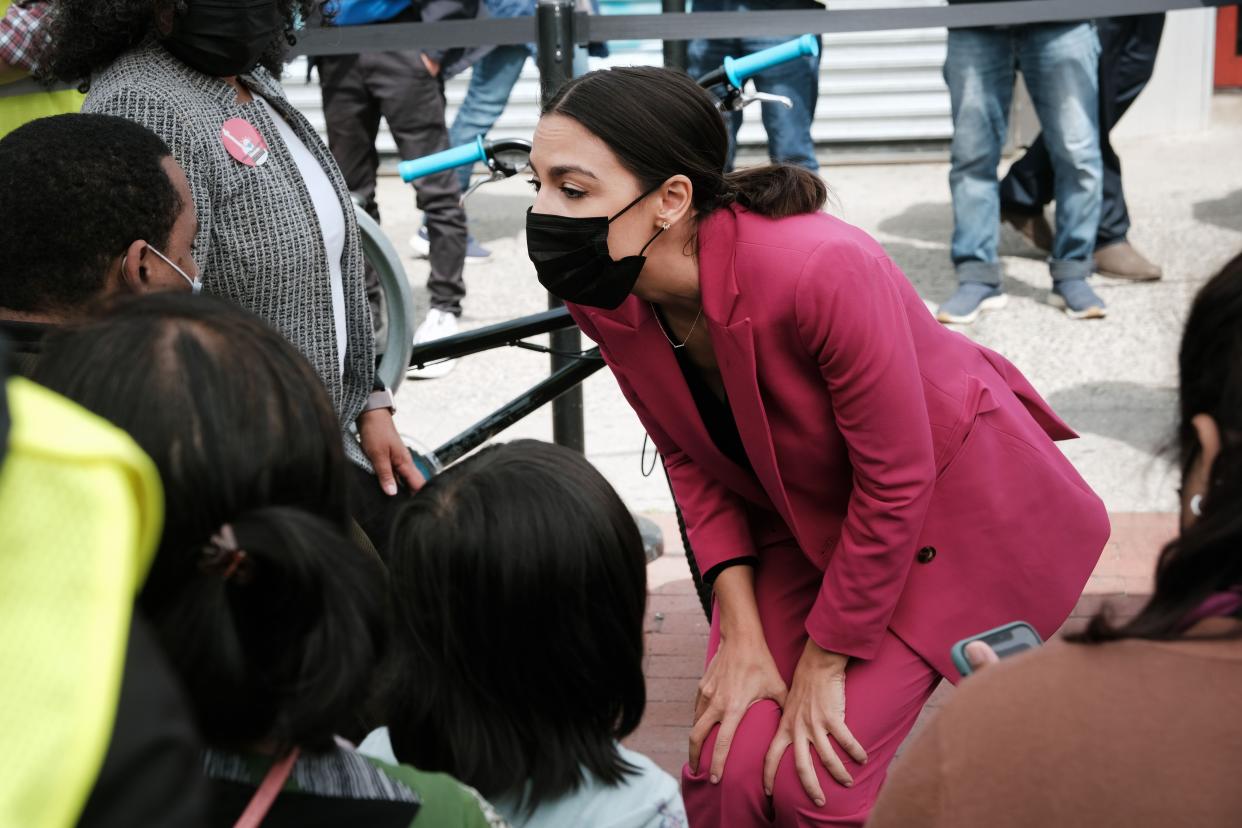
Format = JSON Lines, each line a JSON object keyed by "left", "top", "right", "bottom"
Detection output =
{"left": 951, "top": 621, "right": 1043, "bottom": 677}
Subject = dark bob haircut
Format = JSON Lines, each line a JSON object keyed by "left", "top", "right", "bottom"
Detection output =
{"left": 386, "top": 440, "right": 649, "bottom": 811}
{"left": 544, "top": 65, "right": 827, "bottom": 220}
{"left": 43, "top": 0, "right": 332, "bottom": 85}
{"left": 1072, "top": 250, "right": 1242, "bottom": 644}
{"left": 32, "top": 293, "right": 387, "bottom": 753}
{"left": 0, "top": 113, "right": 181, "bottom": 315}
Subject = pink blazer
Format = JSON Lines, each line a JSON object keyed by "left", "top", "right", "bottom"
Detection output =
{"left": 570, "top": 205, "right": 1109, "bottom": 679}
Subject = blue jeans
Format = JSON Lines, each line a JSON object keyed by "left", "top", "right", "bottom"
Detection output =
{"left": 687, "top": 31, "right": 821, "bottom": 172}
{"left": 944, "top": 23, "right": 1102, "bottom": 285}
{"left": 447, "top": 44, "right": 530, "bottom": 193}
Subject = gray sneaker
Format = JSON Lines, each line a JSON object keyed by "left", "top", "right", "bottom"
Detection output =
{"left": 937, "top": 282, "right": 1007, "bottom": 325}
{"left": 409, "top": 226, "right": 492, "bottom": 264}
{"left": 1049, "top": 279, "right": 1107, "bottom": 320}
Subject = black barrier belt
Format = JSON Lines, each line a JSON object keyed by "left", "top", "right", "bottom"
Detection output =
{"left": 0, "top": 0, "right": 1229, "bottom": 98}
{"left": 298, "top": 0, "right": 1230, "bottom": 53}
{"left": 587, "top": 0, "right": 1230, "bottom": 42}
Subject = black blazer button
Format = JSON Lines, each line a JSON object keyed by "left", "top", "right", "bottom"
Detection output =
{"left": 916, "top": 546, "right": 937, "bottom": 564}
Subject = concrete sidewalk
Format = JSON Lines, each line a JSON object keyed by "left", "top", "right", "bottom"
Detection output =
{"left": 378, "top": 95, "right": 1242, "bottom": 777}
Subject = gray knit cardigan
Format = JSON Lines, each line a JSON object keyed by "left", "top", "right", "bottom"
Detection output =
{"left": 83, "top": 40, "right": 373, "bottom": 468}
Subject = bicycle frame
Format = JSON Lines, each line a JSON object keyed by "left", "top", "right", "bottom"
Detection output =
{"left": 407, "top": 306, "right": 606, "bottom": 468}
{"left": 431, "top": 349, "right": 604, "bottom": 469}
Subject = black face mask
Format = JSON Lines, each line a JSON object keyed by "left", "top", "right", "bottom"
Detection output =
{"left": 526, "top": 188, "right": 666, "bottom": 310}
{"left": 163, "top": 0, "right": 283, "bottom": 78}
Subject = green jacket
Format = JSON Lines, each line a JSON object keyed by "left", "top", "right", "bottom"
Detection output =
{"left": 202, "top": 746, "right": 507, "bottom": 827}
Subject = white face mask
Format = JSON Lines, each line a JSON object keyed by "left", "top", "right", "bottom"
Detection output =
{"left": 145, "top": 244, "right": 203, "bottom": 295}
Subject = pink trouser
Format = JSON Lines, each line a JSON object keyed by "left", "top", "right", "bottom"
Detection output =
{"left": 682, "top": 540, "right": 942, "bottom": 827}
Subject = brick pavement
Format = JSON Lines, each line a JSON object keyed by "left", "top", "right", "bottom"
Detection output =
{"left": 625, "top": 511, "right": 1176, "bottom": 778}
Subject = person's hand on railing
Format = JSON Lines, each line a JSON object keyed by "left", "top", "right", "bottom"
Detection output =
{"left": 358, "top": 409, "right": 427, "bottom": 495}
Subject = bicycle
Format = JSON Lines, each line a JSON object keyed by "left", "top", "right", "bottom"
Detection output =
{"left": 363, "top": 35, "right": 822, "bottom": 615}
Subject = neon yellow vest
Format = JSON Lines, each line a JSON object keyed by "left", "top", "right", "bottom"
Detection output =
{"left": 0, "top": 377, "right": 164, "bottom": 828}
{"left": 0, "top": 0, "right": 83, "bottom": 139}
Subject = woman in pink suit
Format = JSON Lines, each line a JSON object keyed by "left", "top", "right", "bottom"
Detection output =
{"left": 524, "top": 66, "right": 1109, "bottom": 827}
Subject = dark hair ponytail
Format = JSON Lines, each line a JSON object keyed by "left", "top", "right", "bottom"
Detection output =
{"left": 724, "top": 164, "right": 828, "bottom": 219}
{"left": 34, "top": 293, "right": 388, "bottom": 750}
{"left": 155, "top": 507, "right": 387, "bottom": 752}
{"left": 1070, "top": 251, "right": 1242, "bottom": 645}
{"left": 544, "top": 66, "right": 826, "bottom": 219}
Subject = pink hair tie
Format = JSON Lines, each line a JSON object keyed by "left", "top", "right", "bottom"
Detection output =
{"left": 206, "top": 523, "right": 248, "bottom": 581}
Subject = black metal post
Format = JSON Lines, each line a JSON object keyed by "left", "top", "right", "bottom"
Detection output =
{"left": 536, "top": 0, "right": 587, "bottom": 453}
{"left": 662, "top": 0, "right": 689, "bottom": 72}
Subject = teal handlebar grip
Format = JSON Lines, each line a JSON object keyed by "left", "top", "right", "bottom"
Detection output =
{"left": 723, "top": 34, "right": 820, "bottom": 89}
{"left": 398, "top": 137, "right": 487, "bottom": 183}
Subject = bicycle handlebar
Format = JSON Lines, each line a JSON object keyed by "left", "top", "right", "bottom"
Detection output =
{"left": 396, "top": 36, "right": 819, "bottom": 181}
{"left": 722, "top": 34, "right": 819, "bottom": 89}
{"left": 398, "top": 136, "right": 487, "bottom": 183}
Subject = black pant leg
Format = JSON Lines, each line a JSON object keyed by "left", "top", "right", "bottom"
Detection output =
{"left": 317, "top": 54, "right": 384, "bottom": 219}
{"left": 1096, "top": 14, "right": 1165, "bottom": 246}
{"left": 363, "top": 51, "right": 468, "bottom": 316}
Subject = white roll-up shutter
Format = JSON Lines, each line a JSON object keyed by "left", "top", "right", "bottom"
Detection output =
{"left": 282, "top": 0, "right": 951, "bottom": 156}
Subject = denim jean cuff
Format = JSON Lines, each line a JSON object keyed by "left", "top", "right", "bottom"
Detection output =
{"left": 955, "top": 260, "right": 1002, "bottom": 288}
{"left": 1050, "top": 259, "right": 1094, "bottom": 283}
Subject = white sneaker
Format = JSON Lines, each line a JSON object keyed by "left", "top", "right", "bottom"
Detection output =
{"left": 408, "top": 228, "right": 431, "bottom": 259}
{"left": 407, "top": 308, "right": 459, "bottom": 380}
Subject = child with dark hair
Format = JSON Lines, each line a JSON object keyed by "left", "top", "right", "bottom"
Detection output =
{"left": 32, "top": 293, "right": 502, "bottom": 828}
{"left": 373, "top": 440, "right": 687, "bottom": 827}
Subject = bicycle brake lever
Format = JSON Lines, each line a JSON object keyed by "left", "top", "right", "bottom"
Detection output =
{"left": 459, "top": 169, "right": 507, "bottom": 205}
{"left": 739, "top": 91, "right": 794, "bottom": 110}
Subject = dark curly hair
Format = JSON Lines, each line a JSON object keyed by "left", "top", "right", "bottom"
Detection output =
{"left": 0, "top": 113, "right": 182, "bottom": 315}
{"left": 42, "top": 1, "right": 331, "bottom": 86}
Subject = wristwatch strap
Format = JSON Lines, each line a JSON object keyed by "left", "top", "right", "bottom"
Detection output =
{"left": 363, "top": 388, "right": 395, "bottom": 414}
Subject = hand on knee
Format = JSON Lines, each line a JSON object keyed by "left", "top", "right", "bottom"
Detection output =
{"left": 761, "top": 642, "right": 868, "bottom": 808}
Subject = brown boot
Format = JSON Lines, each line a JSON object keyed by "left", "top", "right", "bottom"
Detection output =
{"left": 1094, "top": 241, "right": 1163, "bottom": 281}
{"left": 1001, "top": 207, "right": 1054, "bottom": 253}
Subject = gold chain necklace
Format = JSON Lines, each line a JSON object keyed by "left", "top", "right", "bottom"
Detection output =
{"left": 651, "top": 303, "right": 704, "bottom": 350}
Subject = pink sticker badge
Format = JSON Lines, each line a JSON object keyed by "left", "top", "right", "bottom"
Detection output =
{"left": 221, "top": 118, "right": 270, "bottom": 167}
